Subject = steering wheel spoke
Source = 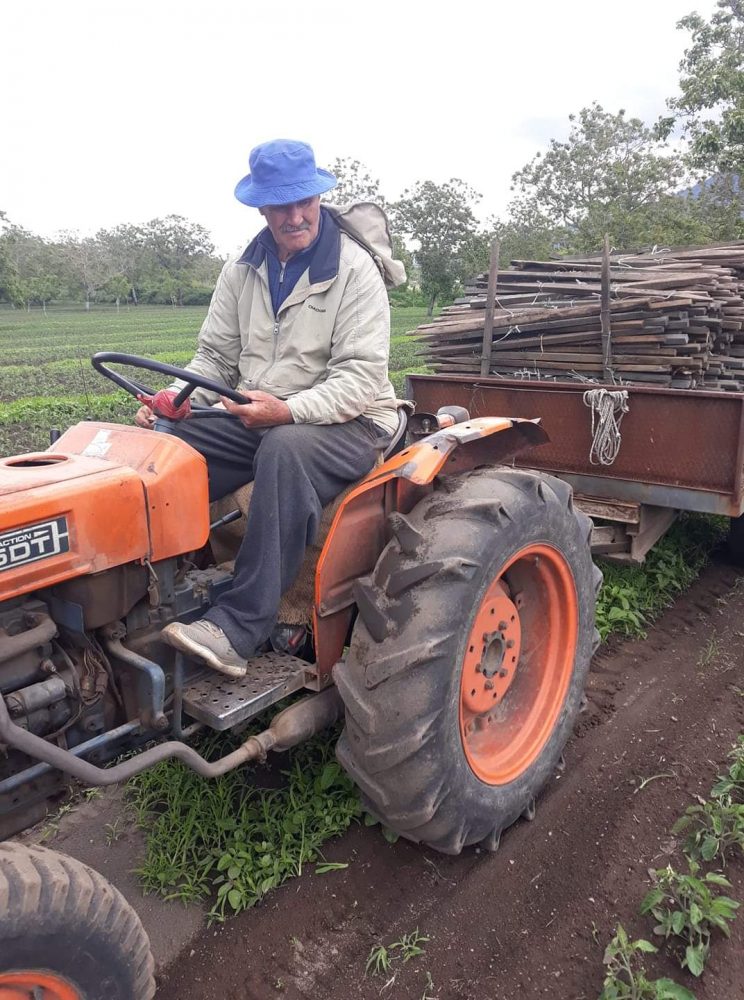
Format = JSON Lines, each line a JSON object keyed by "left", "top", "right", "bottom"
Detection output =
{"left": 91, "top": 352, "right": 249, "bottom": 412}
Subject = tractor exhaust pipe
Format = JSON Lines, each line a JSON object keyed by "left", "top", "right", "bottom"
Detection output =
{"left": 0, "top": 687, "right": 344, "bottom": 790}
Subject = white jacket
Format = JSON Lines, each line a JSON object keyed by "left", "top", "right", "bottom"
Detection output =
{"left": 177, "top": 205, "right": 401, "bottom": 434}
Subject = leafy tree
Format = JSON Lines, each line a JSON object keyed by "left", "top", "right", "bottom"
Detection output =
{"left": 58, "top": 233, "right": 110, "bottom": 309}
{"left": 0, "top": 212, "right": 22, "bottom": 306}
{"left": 510, "top": 103, "right": 693, "bottom": 252}
{"left": 391, "top": 179, "right": 481, "bottom": 313}
{"left": 139, "top": 215, "right": 219, "bottom": 306}
{"left": 96, "top": 223, "right": 149, "bottom": 305}
{"left": 659, "top": 0, "right": 744, "bottom": 178}
{"left": 323, "top": 157, "right": 386, "bottom": 207}
{"left": 481, "top": 197, "right": 562, "bottom": 268}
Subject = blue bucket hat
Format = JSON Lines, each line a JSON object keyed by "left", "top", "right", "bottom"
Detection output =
{"left": 234, "top": 139, "right": 337, "bottom": 208}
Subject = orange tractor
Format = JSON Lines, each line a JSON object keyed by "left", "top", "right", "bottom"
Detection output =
{"left": 0, "top": 355, "right": 599, "bottom": 999}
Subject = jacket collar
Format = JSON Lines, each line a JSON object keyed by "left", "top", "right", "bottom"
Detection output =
{"left": 237, "top": 207, "right": 340, "bottom": 284}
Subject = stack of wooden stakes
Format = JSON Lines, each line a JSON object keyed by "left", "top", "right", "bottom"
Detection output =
{"left": 413, "top": 242, "right": 744, "bottom": 389}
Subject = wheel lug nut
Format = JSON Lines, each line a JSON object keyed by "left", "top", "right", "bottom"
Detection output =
{"left": 484, "top": 680, "right": 494, "bottom": 690}
{"left": 506, "top": 639, "right": 515, "bottom": 649}
{"left": 498, "top": 620, "right": 507, "bottom": 630}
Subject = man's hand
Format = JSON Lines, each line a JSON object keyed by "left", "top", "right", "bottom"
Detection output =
{"left": 221, "top": 390, "right": 293, "bottom": 428}
{"left": 135, "top": 404, "right": 156, "bottom": 428}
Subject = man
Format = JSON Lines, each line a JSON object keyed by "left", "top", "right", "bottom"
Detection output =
{"left": 135, "top": 139, "right": 399, "bottom": 678}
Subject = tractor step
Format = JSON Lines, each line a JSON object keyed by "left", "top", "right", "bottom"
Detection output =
{"left": 181, "top": 652, "right": 308, "bottom": 731}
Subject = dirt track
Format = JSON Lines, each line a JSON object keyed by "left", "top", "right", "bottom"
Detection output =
{"left": 153, "top": 556, "right": 744, "bottom": 1000}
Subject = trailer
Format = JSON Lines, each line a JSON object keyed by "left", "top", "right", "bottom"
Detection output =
{"left": 408, "top": 373, "right": 744, "bottom": 562}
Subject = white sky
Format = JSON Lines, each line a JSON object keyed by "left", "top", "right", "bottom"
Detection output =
{"left": 1, "top": 0, "right": 714, "bottom": 256}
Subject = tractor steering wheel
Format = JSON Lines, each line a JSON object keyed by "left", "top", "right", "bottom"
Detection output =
{"left": 91, "top": 352, "right": 249, "bottom": 415}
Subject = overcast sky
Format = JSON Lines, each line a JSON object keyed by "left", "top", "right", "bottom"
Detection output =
{"left": 1, "top": 0, "right": 715, "bottom": 256}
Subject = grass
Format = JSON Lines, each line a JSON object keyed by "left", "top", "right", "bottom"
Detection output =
{"left": 595, "top": 514, "right": 728, "bottom": 642}
{"left": 126, "top": 722, "right": 361, "bottom": 922}
{"left": 0, "top": 303, "right": 429, "bottom": 455}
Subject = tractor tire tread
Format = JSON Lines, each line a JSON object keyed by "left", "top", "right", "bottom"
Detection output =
{"left": 335, "top": 467, "right": 600, "bottom": 854}
{"left": 0, "top": 842, "right": 155, "bottom": 1000}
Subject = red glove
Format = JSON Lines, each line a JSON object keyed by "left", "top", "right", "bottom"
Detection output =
{"left": 137, "top": 389, "right": 192, "bottom": 420}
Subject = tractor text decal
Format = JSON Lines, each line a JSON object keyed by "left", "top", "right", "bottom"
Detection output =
{"left": 0, "top": 517, "right": 70, "bottom": 571}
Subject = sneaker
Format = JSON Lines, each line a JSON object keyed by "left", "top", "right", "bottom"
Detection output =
{"left": 161, "top": 619, "right": 249, "bottom": 678}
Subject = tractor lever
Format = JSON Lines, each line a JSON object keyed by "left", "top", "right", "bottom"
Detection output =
{"left": 209, "top": 509, "right": 242, "bottom": 531}
{"left": 408, "top": 405, "right": 471, "bottom": 440}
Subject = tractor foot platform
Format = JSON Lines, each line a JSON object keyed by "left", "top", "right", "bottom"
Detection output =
{"left": 181, "top": 652, "right": 308, "bottom": 731}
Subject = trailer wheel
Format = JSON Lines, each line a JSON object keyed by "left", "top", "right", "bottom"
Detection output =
{"left": 0, "top": 842, "right": 155, "bottom": 1000}
{"left": 335, "top": 468, "right": 601, "bottom": 854}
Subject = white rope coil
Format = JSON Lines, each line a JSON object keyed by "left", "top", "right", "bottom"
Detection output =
{"left": 582, "top": 388, "right": 629, "bottom": 466}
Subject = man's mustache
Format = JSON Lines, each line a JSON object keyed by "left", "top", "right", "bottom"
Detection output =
{"left": 281, "top": 222, "right": 311, "bottom": 233}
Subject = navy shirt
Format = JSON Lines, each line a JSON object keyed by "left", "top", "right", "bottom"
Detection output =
{"left": 258, "top": 212, "right": 325, "bottom": 317}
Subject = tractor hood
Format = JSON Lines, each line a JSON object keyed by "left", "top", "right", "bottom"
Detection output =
{"left": 0, "top": 424, "right": 209, "bottom": 601}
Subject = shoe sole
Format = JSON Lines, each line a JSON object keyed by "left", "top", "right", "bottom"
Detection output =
{"left": 161, "top": 623, "right": 248, "bottom": 678}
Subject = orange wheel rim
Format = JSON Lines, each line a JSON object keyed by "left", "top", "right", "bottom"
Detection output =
{"left": 0, "top": 972, "right": 82, "bottom": 1000}
{"left": 459, "top": 543, "right": 578, "bottom": 785}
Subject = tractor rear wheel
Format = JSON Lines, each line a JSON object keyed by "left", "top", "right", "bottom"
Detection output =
{"left": 335, "top": 468, "right": 601, "bottom": 854}
{"left": 0, "top": 842, "right": 155, "bottom": 1000}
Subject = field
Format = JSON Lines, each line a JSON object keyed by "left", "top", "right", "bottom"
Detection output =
{"left": 0, "top": 304, "right": 429, "bottom": 456}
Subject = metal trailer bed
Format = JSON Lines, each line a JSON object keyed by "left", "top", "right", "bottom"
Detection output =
{"left": 408, "top": 374, "right": 744, "bottom": 561}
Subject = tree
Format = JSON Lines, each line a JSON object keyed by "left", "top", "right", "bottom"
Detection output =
{"left": 391, "top": 179, "right": 481, "bottom": 313}
{"left": 96, "top": 223, "right": 148, "bottom": 305}
{"left": 0, "top": 212, "right": 22, "bottom": 306}
{"left": 659, "top": 0, "right": 744, "bottom": 178}
{"left": 323, "top": 157, "right": 386, "bottom": 207}
{"left": 58, "top": 233, "right": 110, "bottom": 309}
{"left": 485, "top": 197, "right": 561, "bottom": 267}
{"left": 510, "top": 103, "right": 692, "bottom": 252}
{"left": 140, "top": 215, "right": 219, "bottom": 306}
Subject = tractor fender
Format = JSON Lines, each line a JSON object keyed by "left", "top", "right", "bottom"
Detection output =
{"left": 311, "top": 417, "right": 548, "bottom": 681}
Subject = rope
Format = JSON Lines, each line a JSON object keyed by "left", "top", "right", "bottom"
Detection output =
{"left": 582, "top": 388, "right": 629, "bottom": 466}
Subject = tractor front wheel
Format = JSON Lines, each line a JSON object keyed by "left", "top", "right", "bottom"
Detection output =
{"left": 335, "top": 468, "right": 601, "bottom": 854}
{"left": 0, "top": 842, "right": 155, "bottom": 1000}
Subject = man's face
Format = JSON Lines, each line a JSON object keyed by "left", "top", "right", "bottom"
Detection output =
{"left": 260, "top": 195, "right": 321, "bottom": 261}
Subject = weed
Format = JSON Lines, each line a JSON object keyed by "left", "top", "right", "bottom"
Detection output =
{"left": 697, "top": 635, "right": 720, "bottom": 668}
{"left": 640, "top": 861, "right": 739, "bottom": 976}
{"left": 595, "top": 516, "right": 727, "bottom": 642}
{"left": 599, "top": 924, "right": 694, "bottom": 999}
{"left": 421, "top": 971, "right": 437, "bottom": 999}
{"left": 39, "top": 799, "right": 74, "bottom": 842}
{"left": 365, "top": 930, "right": 428, "bottom": 980}
{"left": 711, "top": 735, "right": 744, "bottom": 801}
{"left": 635, "top": 773, "right": 676, "bottom": 794}
{"left": 127, "top": 725, "right": 361, "bottom": 921}
{"left": 366, "top": 944, "right": 393, "bottom": 977}
{"left": 391, "top": 929, "right": 429, "bottom": 963}
{"left": 314, "top": 861, "right": 349, "bottom": 874}
{"left": 104, "top": 819, "right": 123, "bottom": 845}
{"left": 673, "top": 795, "right": 744, "bottom": 865}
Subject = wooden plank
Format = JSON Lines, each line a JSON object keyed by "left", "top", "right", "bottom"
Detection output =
{"left": 480, "top": 240, "right": 500, "bottom": 377}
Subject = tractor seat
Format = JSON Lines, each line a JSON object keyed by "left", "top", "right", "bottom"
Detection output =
{"left": 208, "top": 404, "right": 410, "bottom": 627}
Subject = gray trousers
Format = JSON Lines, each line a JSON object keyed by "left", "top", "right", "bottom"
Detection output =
{"left": 163, "top": 414, "right": 386, "bottom": 657}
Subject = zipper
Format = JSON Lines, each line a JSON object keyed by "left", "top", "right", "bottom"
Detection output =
{"left": 273, "top": 263, "right": 286, "bottom": 338}
{"left": 272, "top": 262, "right": 285, "bottom": 351}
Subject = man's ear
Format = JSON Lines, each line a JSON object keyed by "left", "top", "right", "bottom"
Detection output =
{"left": 258, "top": 207, "right": 266, "bottom": 218}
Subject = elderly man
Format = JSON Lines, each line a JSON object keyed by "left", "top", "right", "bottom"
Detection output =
{"left": 136, "top": 139, "right": 399, "bottom": 677}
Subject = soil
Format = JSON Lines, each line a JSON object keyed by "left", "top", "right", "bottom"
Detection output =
{"left": 155, "top": 555, "right": 744, "bottom": 1000}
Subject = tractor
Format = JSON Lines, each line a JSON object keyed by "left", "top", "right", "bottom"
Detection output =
{"left": 0, "top": 353, "right": 599, "bottom": 999}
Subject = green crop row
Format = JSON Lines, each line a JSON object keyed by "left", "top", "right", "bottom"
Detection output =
{"left": 0, "top": 392, "right": 135, "bottom": 454}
